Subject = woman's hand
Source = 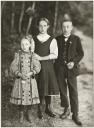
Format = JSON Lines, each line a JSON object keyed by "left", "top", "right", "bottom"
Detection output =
{"left": 33, "top": 53, "right": 41, "bottom": 60}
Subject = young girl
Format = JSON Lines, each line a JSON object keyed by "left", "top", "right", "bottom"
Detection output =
{"left": 33, "top": 18, "right": 59, "bottom": 119}
{"left": 10, "top": 35, "right": 41, "bottom": 123}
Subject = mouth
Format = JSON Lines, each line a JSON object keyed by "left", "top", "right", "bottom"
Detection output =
{"left": 41, "top": 30, "right": 44, "bottom": 32}
{"left": 23, "top": 48, "right": 28, "bottom": 51}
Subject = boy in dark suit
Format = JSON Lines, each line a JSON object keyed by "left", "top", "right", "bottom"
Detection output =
{"left": 55, "top": 14, "right": 84, "bottom": 126}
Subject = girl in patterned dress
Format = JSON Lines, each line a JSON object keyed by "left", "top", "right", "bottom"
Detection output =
{"left": 33, "top": 18, "right": 59, "bottom": 119}
{"left": 10, "top": 35, "right": 41, "bottom": 123}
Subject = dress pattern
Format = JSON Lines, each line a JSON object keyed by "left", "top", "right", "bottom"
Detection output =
{"left": 10, "top": 50, "right": 41, "bottom": 105}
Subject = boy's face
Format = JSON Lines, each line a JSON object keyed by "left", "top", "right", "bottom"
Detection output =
{"left": 21, "top": 39, "right": 31, "bottom": 52}
{"left": 62, "top": 21, "right": 73, "bottom": 36}
{"left": 38, "top": 20, "right": 49, "bottom": 34}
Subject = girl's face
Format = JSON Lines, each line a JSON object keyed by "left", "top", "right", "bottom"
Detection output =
{"left": 62, "top": 21, "right": 73, "bottom": 36}
{"left": 38, "top": 20, "right": 49, "bottom": 34}
{"left": 21, "top": 39, "right": 31, "bottom": 52}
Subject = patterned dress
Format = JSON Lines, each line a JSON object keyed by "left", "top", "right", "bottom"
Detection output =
{"left": 10, "top": 50, "right": 41, "bottom": 105}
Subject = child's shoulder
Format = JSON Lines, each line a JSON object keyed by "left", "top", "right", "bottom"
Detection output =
{"left": 71, "top": 34, "right": 80, "bottom": 40}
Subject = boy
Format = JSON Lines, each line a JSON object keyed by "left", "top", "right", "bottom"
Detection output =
{"left": 55, "top": 14, "right": 84, "bottom": 126}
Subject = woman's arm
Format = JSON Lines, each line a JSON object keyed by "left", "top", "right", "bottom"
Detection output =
{"left": 30, "top": 38, "right": 35, "bottom": 53}
{"left": 49, "top": 38, "right": 58, "bottom": 59}
{"left": 34, "top": 38, "right": 58, "bottom": 61}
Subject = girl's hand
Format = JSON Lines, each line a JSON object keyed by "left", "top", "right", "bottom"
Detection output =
{"left": 26, "top": 72, "right": 33, "bottom": 77}
{"left": 33, "top": 53, "right": 41, "bottom": 60}
{"left": 18, "top": 73, "right": 27, "bottom": 80}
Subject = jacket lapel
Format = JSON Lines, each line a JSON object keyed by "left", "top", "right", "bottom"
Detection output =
{"left": 60, "top": 34, "right": 64, "bottom": 51}
{"left": 67, "top": 35, "right": 73, "bottom": 61}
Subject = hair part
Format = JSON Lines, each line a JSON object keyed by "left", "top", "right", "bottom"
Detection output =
{"left": 38, "top": 17, "right": 50, "bottom": 26}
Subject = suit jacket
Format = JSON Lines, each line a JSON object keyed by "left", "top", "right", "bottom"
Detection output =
{"left": 55, "top": 34, "right": 84, "bottom": 77}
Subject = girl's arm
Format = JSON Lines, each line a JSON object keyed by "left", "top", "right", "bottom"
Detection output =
{"left": 34, "top": 38, "right": 58, "bottom": 61}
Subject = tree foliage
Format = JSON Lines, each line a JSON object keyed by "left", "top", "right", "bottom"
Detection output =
{"left": 1, "top": 1, "right": 93, "bottom": 37}
{"left": 1, "top": 1, "right": 93, "bottom": 84}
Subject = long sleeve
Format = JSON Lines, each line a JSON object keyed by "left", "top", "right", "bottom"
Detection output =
{"left": 30, "top": 38, "right": 35, "bottom": 53}
{"left": 10, "top": 53, "right": 20, "bottom": 77}
{"left": 49, "top": 38, "right": 58, "bottom": 60}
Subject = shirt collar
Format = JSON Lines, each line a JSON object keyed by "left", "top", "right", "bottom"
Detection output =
{"left": 63, "top": 34, "right": 71, "bottom": 38}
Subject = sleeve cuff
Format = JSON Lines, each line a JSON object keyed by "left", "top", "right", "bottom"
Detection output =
{"left": 49, "top": 54, "right": 58, "bottom": 60}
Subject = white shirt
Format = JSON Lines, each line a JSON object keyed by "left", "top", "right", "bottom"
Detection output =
{"left": 64, "top": 34, "right": 71, "bottom": 42}
{"left": 64, "top": 37, "right": 69, "bottom": 42}
{"left": 49, "top": 38, "right": 58, "bottom": 59}
{"left": 31, "top": 35, "right": 58, "bottom": 60}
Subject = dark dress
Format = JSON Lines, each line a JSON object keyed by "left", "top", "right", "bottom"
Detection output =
{"left": 33, "top": 36, "right": 59, "bottom": 97}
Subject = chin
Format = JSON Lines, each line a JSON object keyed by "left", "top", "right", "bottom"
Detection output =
{"left": 41, "top": 31, "right": 45, "bottom": 34}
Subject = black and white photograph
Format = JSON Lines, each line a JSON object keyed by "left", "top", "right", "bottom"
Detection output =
{"left": 1, "top": 0, "right": 94, "bottom": 127}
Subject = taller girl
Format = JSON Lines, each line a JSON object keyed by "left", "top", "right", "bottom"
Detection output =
{"left": 33, "top": 18, "right": 59, "bottom": 119}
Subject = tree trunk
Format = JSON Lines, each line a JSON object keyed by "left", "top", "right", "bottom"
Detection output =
{"left": 18, "top": 2, "right": 25, "bottom": 34}
{"left": 26, "top": 17, "right": 33, "bottom": 35}
{"left": 1, "top": 1, "right": 6, "bottom": 17}
{"left": 11, "top": 2, "right": 15, "bottom": 34}
{"left": 1, "top": 1, "right": 6, "bottom": 36}
{"left": 26, "top": 2, "right": 36, "bottom": 35}
{"left": 53, "top": 1, "right": 59, "bottom": 36}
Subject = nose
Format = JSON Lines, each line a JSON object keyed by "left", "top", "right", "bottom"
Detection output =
{"left": 64, "top": 27, "right": 67, "bottom": 32}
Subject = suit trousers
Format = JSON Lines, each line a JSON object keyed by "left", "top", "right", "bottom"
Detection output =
{"left": 57, "top": 65, "right": 79, "bottom": 115}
